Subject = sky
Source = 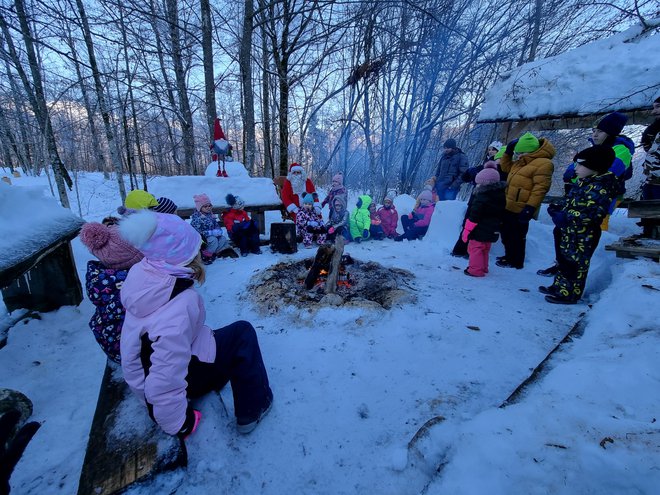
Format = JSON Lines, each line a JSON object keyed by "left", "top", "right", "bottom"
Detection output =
{"left": 1, "top": 168, "right": 658, "bottom": 494}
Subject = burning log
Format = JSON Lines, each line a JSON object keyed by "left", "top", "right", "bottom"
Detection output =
{"left": 304, "top": 244, "right": 335, "bottom": 290}
{"left": 325, "top": 237, "right": 345, "bottom": 295}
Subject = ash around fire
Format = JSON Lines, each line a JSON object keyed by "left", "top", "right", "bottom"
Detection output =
{"left": 248, "top": 254, "right": 417, "bottom": 314}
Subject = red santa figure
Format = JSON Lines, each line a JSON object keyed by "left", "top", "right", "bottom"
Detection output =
{"left": 211, "top": 118, "right": 230, "bottom": 177}
{"left": 280, "top": 163, "right": 320, "bottom": 221}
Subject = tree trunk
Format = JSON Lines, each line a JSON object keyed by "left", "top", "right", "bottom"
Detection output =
{"left": 240, "top": 0, "right": 257, "bottom": 175}
{"left": 200, "top": 0, "right": 216, "bottom": 142}
{"left": 259, "top": 0, "right": 274, "bottom": 177}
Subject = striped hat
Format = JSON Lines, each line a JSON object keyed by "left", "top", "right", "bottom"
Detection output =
{"left": 153, "top": 197, "right": 178, "bottom": 214}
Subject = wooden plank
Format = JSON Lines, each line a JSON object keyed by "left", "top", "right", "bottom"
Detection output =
{"left": 78, "top": 363, "right": 186, "bottom": 495}
{"left": 482, "top": 109, "right": 654, "bottom": 129}
{"left": 605, "top": 242, "right": 660, "bottom": 261}
{"left": 626, "top": 200, "right": 660, "bottom": 219}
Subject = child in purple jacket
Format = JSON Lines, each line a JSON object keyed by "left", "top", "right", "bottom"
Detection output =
{"left": 395, "top": 190, "right": 435, "bottom": 241}
{"left": 79, "top": 221, "right": 144, "bottom": 363}
{"left": 118, "top": 211, "right": 273, "bottom": 438}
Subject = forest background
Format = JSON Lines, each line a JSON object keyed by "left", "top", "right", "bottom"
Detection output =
{"left": 0, "top": 0, "right": 657, "bottom": 208}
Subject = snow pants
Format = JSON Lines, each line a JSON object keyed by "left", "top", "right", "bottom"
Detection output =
{"left": 186, "top": 320, "right": 272, "bottom": 421}
{"left": 500, "top": 210, "right": 529, "bottom": 268}
{"left": 400, "top": 215, "right": 428, "bottom": 240}
{"left": 230, "top": 220, "right": 260, "bottom": 255}
{"left": 466, "top": 240, "right": 491, "bottom": 277}
{"left": 550, "top": 224, "right": 600, "bottom": 301}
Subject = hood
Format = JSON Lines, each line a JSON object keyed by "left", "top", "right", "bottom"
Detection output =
{"left": 475, "top": 181, "right": 507, "bottom": 194}
{"left": 120, "top": 261, "right": 177, "bottom": 318}
{"left": 357, "top": 195, "right": 372, "bottom": 210}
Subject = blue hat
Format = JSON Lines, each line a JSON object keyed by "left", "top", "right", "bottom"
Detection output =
{"left": 595, "top": 112, "right": 627, "bottom": 137}
{"left": 302, "top": 192, "right": 315, "bottom": 204}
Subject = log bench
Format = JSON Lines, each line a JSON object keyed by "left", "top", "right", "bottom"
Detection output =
{"left": 77, "top": 363, "right": 186, "bottom": 495}
{"left": 176, "top": 203, "right": 286, "bottom": 236}
{"left": 605, "top": 199, "right": 660, "bottom": 260}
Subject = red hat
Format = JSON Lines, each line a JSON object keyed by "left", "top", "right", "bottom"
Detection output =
{"left": 289, "top": 163, "right": 303, "bottom": 173}
{"left": 214, "top": 118, "right": 225, "bottom": 140}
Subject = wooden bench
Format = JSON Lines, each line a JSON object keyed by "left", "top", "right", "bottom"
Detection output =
{"left": 0, "top": 221, "right": 84, "bottom": 315}
{"left": 176, "top": 203, "right": 286, "bottom": 236}
{"left": 605, "top": 199, "right": 660, "bottom": 260}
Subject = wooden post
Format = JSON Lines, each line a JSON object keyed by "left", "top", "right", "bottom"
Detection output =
{"left": 325, "top": 236, "right": 345, "bottom": 295}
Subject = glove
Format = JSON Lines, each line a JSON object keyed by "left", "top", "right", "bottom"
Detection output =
{"left": 518, "top": 205, "right": 535, "bottom": 223}
{"left": 308, "top": 220, "right": 319, "bottom": 228}
{"left": 177, "top": 407, "right": 202, "bottom": 440}
{"left": 327, "top": 226, "right": 335, "bottom": 235}
{"left": 563, "top": 163, "right": 577, "bottom": 183}
{"left": 505, "top": 139, "right": 519, "bottom": 157}
{"left": 363, "top": 229, "right": 369, "bottom": 238}
{"left": 546, "top": 203, "right": 561, "bottom": 215}
{"left": 461, "top": 219, "right": 478, "bottom": 243}
{"left": 210, "top": 229, "right": 223, "bottom": 237}
{"left": 549, "top": 209, "right": 568, "bottom": 228}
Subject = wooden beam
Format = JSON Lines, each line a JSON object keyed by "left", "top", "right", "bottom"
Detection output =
{"left": 627, "top": 200, "right": 660, "bottom": 219}
{"left": 481, "top": 109, "right": 654, "bottom": 131}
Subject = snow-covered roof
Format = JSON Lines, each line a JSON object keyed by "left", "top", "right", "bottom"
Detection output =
{"left": 479, "top": 20, "right": 660, "bottom": 123}
{"left": 0, "top": 182, "right": 84, "bottom": 275}
{"left": 149, "top": 161, "right": 282, "bottom": 208}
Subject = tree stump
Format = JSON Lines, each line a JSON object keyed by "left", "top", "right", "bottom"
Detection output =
{"left": 270, "top": 222, "right": 298, "bottom": 254}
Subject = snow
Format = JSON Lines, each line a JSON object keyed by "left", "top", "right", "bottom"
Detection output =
{"left": 0, "top": 181, "right": 84, "bottom": 273}
{"left": 1, "top": 173, "right": 659, "bottom": 495}
{"left": 479, "top": 20, "right": 660, "bottom": 122}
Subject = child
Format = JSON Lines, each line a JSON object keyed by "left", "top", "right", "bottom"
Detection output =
{"left": 321, "top": 173, "right": 347, "bottom": 217}
{"left": 461, "top": 166, "right": 506, "bottom": 277}
{"left": 325, "top": 195, "right": 350, "bottom": 242}
{"left": 79, "top": 221, "right": 144, "bottom": 363}
{"left": 223, "top": 194, "right": 262, "bottom": 256}
{"left": 191, "top": 193, "right": 233, "bottom": 263}
{"left": 368, "top": 202, "right": 385, "bottom": 240}
{"left": 118, "top": 211, "right": 273, "bottom": 437}
{"left": 296, "top": 192, "right": 327, "bottom": 248}
{"left": 541, "top": 145, "right": 619, "bottom": 304}
{"left": 377, "top": 193, "right": 399, "bottom": 239}
{"left": 395, "top": 190, "right": 434, "bottom": 241}
{"left": 349, "top": 195, "right": 372, "bottom": 243}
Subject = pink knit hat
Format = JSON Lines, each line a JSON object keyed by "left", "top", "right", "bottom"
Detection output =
{"left": 119, "top": 211, "right": 202, "bottom": 267}
{"left": 193, "top": 193, "right": 211, "bottom": 211}
{"left": 475, "top": 166, "right": 500, "bottom": 185}
{"left": 332, "top": 173, "right": 344, "bottom": 185}
{"left": 417, "top": 189, "right": 433, "bottom": 202}
{"left": 79, "top": 222, "right": 143, "bottom": 270}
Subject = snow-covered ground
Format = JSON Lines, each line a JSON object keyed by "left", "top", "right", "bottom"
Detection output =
{"left": 1, "top": 171, "right": 658, "bottom": 494}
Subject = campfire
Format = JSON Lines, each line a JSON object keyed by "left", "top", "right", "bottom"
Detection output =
{"left": 248, "top": 239, "right": 416, "bottom": 314}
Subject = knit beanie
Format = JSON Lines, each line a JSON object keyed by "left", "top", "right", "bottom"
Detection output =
{"left": 152, "top": 197, "right": 178, "bottom": 215}
{"left": 80, "top": 222, "right": 143, "bottom": 270}
{"left": 119, "top": 210, "right": 202, "bottom": 267}
{"left": 125, "top": 190, "right": 158, "bottom": 210}
{"left": 193, "top": 193, "right": 211, "bottom": 211}
{"left": 595, "top": 112, "right": 627, "bottom": 137}
{"left": 226, "top": 193, "right": 245, "bottom": 209}
{"left": 302, "top": 192, "right": 315, "bottom": 204}
{"left": 513, "top": 132, "right": 540, "bottom": 154}
{"left": 494, "top": 147, "right": 505, "bottom": 160}
{"left": 574, "top": 145, "right": 615, "bottom": 175}
{"left": 489, "top": 141, "right": 503, "bottom": 151}
{"left": 443, "top": 138, "right": 457, "bottom": 149}
{"left": 475, "top": 167, "right": 500, "bottom": 185}
{"left": 417, "top": 189, "right": 433, "bottom": 202}
{"left": 332, "top": 173, "right": 344, "bottom": 186}
{"left": 384, "top": 190, "right": 396, "bottom": 203}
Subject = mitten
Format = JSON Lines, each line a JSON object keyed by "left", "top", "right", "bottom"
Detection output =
{"left": 461, "top": 219, "right": 478, "bottom": 243}
{"left": 327, "top": 226, "right": 335, "bottom": 235}
{"left": 211, "top": 229, "right": 223, "bottom": 237}
{"left": 549, "top": 209, "right": 569, "bottom": 228}
{"left": 518, "top": 205, "right": 535, "bottom": 223}
{"left": 505, "top": 139, "right": 519, "bottom": 156}
{"left": 177, "top": 407, "right": 202, "bottom": 440}
{"left": 363, "top": 229, "right": 369, "bottom": 238}
{"left": 563, "top": 163, "right": 577, "bottom": 183}
{"left": 308, "top": 220, "right": 319, "bottom": 228}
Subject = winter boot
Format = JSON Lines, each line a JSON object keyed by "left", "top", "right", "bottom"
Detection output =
{"left": 537, "top": 264, "right": 558, "bottom": 277}
{"left": 236, "top": 390, "right": 273, "bottom": 434}
{"left": 222, "top": 169, "right": 229, "bottom": 177}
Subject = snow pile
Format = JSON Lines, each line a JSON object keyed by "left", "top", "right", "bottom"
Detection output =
{"left": 0, "top": 181, "right": 84, "bottom": 272}
{"left": 479, "top": 20, "right": 660, "bottom": 121}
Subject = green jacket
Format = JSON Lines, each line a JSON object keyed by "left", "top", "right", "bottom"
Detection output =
{"left": 349, "top": 195, "right": 372, "bottom": 240}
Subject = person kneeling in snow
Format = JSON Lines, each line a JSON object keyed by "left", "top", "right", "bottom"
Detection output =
{"left": 118, "top": 211, "right": 273, "bottom": 438}
{"left": 395, "top": 190, "right": 435, "bottom": 241}
{"left": 223, "top": 194, "right": 262, "bottom": 256}
{"left": 296, "top": 192, "right": 327, "bottom": 248}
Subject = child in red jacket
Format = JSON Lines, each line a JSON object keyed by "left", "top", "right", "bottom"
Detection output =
{"left": 223, "top": 194, "right": 261, "bottom": 256}
{"left": 377, "top": 193, "right": 399, "bottom": 239}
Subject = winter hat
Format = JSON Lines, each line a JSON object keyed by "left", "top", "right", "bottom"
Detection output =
{"left": 332, "top": 173, "right": 344, "bottom": 186}
{"left": 302, "top": 192, "right": 315, "bottom": 204}
{"left": 494, "top": 147, "right": 505, "bottom": 160}
{"left": 226, "top": 193, "right": 245, "bottom": 209}
{"left": 483, "top": 160, "right": 498, "bottom": 169}
{"left": 152, "top": 197, "right": 178, "bottom": 215}
{"left": 488, "top": 141, "right": 503, "bottom": 150}
{"left": 443, "top": 138, "right": 457, "bottom": 149}
{"left": 513, "top": 132, "right": 540, "bottom": 154}
{"left": 194, "top": 193, "right": 211, "bottom": 211}
{"left": 125, "top": 190, "right": 159, "bottom": 210}
{"left": 289, "top": 163, "right": 304, "bottom": 174}
{"left": 80, "top": 222, "right": 143, "bottom": 270}
{"left": 475, "top": 167, "right": 500, "bottom": 185}
{"left": 574, "top": 145, "right": 615, "bottom": 175}
{"left": 384, "top": 191, "right": 396, "bottom": 203}
{"left": 595, "top": 111, "right": 627, "bottom": 137}
{"left": 417, "top": 189, "right": 433, "bottom": 203}
{"left": 119, "top": 210, "right": 202, "bottom": 267}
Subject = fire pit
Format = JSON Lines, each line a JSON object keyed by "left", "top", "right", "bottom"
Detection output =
{"left": 248, "top": 251, "right": 416, "bottom": 314}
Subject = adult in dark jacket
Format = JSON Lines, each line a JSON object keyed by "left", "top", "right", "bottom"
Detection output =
{"left": 497, "top": 132, "right": 555, "bottom": 269}
{"left": 433, "top": 139, "right": 469, "bottom": 201}
{"left": 461, "top": 167, "right": 506, "bottom": 277}
{"left": 640, "top": 96, "right": 660, "bottom": 236}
